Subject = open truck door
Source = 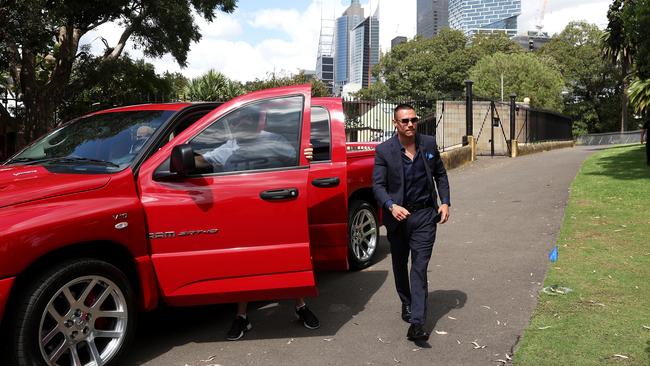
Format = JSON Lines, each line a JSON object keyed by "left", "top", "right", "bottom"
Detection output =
{"left": 138, "top": 85, "right": 316, "bottom": 306}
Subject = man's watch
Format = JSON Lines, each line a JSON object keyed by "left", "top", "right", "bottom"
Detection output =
{"left": 389, "top": 204, "right": 396, "bottom": 212}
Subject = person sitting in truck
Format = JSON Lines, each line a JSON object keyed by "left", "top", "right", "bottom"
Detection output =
{"left": 194, "top": 110, "right": 296, "bottom": 172}
{"left": 130, "top": 125, "right": 155, "bottom": 153}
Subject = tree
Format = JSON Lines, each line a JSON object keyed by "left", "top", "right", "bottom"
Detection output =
{"left": 186, "top": 70, "right": 243, "bottom": 101}
{"left": 57, "top": 53, "right": 179, "bottom": 120}
{"left": 163, "top": 71, "right": 190, "bottom": 99}
{"left": 371, "top": 29, "right": 473, "bottom": 101}
{"left": 620, "top": 0, "right": 650, "bottom": 115}
{"left": 244, "top": 71, "right": 330, "bottom": 97}
{"left": 603, "top": 0, "right": 636, "bottom": 132}
{"left": 469, "top": 52, "right": 564, "bottom": 111}
{"left": 469, "top": 32, "right": 523, "bottom": 61}
{"left": 540, "top": 21, "right": 622, "bottom": 133}
{"left": 0, "top": 0, "right": 237, "bottom": 147}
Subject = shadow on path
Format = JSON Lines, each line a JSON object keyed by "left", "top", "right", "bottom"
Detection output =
{"left": 125, "top": 265, "right": 390, "bottom": 365}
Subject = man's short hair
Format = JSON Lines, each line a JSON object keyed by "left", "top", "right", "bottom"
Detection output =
{"left": 394, "top": 103, "right": 415, "bottom": 119}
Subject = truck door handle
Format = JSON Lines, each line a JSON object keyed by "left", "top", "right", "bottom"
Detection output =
{"left": 260, "top": 188, "right": 299, "bottom": 200}
{"left": 311, "top": 177, "right": 340, "bottom": 187}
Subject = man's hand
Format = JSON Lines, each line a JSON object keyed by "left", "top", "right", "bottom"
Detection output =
{"left": 304, "top": 145, "right": 314, "bottom": 161}
{"left": 391, "top": 204, "right": 411, "bottom": 221}
{"left": 438, "top": 204, "right": 450, "bottom": 224}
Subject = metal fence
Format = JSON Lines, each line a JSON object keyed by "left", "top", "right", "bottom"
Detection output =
{"left": 577, "top": 130, "right": 643, "bottom": 145}
{"left": 342, "top": 96, "right": 466, "bottom": 151}
{"left": 515, "top": 107, "right": 573, "bottom": 144}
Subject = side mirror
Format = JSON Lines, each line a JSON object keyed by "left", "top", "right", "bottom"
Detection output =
{"left": 170, "top": 144, "right": 196, "bottom": 177}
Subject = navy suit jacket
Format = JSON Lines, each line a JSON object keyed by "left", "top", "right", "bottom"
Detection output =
{"left": 372, "top": 133, "right": 451, "bottom": 232}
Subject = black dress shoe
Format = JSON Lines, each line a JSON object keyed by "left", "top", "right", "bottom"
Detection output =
{"left": 407, "top": 324, "right": 430, "bottom": 341}
{"left": 401, "top": 304, "right": 411, "bottom": 323}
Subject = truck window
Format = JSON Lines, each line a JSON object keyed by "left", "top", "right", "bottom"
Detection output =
{"left": 191, "top": 96, "right": 304, "bottom": 173}
{"left": 7, "top": 110, "right": 173, "bottom": 173}
{"left": 310, "top": 107, "right": 331, "bottom": 162}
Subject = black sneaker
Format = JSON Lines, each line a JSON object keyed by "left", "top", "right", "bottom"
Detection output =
{"left": 295, "top": 305, "right": 320, "bottom": 329}
{"left": 226, "top": 315, "right": 252, "bottom": 341}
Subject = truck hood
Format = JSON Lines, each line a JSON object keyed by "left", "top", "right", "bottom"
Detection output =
{"left": 0, "top": 166, "right": 111, "bottom": 208}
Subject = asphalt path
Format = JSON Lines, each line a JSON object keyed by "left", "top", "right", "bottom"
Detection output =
{"left": 124, "top": 146, "right": 596, "bottom": 366}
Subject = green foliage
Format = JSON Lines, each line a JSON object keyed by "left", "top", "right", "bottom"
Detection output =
{"left": 469, "top": 52, "right": 564, "bottom": 111}
{"left": 608, "top": 0, "right": 650, "bottom": 114}
{"left": 244, "top": 71, "right": 330, "bottom": 97}
{"left": 363, "top": 31, "right": 522, "bottom": 102}
{"left": 58, "top": 54, "right": 180, "bottom": 120}
{"left": 163, "top": 72, "right": 190, "bottom": 97}
{"left": 372, "top": 29, "right": 473, "bottom": 100}
{"left": 186, "top": 70, "right": 243, "bottom": 102}
{"left": 540, "top": 21, "right": 624, "bottom": 133}
{"left": 628, "top": 78, "right": 650, "bottom": 113}
{"left": 469, "top": 32, "right": 523, "bottom": 60}
{"left": 0, "top": 0, "right": 237, "bottom": 146}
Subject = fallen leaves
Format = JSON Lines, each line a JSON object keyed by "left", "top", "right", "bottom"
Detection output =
{"left": 471, "top": 341, "right": 486, "bottom": 349}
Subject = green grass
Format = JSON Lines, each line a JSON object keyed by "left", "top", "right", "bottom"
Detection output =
{"left": 514, "top": 145, "right": 650, "bottom": 366}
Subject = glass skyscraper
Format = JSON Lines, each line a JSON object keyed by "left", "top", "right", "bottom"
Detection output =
{"left": 417, "top": 0, "right": 449, "bottom": 39}
{"left": 448, "top": 0, "right": 520, "bottom": 37}
{"left": 334, "top": 0, "right": 364, "bottom": 90}
{"left": 349, "top": 14, "right": 379, "bottom": 89}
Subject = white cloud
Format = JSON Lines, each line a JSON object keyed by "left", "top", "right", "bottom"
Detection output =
{"left": 518, "top": 0, "right": 610, "bottom": 35}
{"left": 196, "top": 14, "right": 244, "bottom": 40}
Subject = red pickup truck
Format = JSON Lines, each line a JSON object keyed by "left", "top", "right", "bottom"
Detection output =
{"left": 0, "top": 85, "right": 379, "bottom": 366}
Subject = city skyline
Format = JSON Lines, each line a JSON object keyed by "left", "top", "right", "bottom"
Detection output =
{"left": 80, "top": 0, "right": 611, "bottom": 83}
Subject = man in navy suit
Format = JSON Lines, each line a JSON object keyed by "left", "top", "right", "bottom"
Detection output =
{"left": 372, "top": 104, "right": 450, "bottom": 341}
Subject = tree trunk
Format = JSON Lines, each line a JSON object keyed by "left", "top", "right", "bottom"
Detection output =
{"left": 621, "top": 60, "right": 629, "bottom": 133}
{"left": 16, "top": 26, "right": 81, "bottom": 149}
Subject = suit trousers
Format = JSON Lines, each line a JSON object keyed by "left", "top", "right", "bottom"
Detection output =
{"left": 386, "top": 207, "right": 437, "bottom": 326}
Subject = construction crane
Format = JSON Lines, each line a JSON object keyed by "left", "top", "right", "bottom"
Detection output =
{"left": 535, "top": 0, "right": 548, "bottom": 36}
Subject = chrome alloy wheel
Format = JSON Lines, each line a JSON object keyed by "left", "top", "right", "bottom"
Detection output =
{"left": 38, "top": 275, "right": 128, "bottom": 366}
{"left": 350, "top": 207, "right": 378, "bottom": 262}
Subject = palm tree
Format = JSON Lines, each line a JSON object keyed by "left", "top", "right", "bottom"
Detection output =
{"left": 186, "top": 70, "right": 243, "bottom": 102}
{"left": 602, "top": 0, "right": 634, "bottom": 132}
{"left": 628, "top": 78, "right": 650, "bottom": 114}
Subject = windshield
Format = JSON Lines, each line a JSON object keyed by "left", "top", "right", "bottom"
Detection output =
{"left": 6, "top": 110, "right": 173, "bottom": 174}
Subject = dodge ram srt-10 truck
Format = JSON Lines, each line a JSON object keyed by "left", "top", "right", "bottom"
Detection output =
{"left": 0, "top": 85, "right": 380, "bottom": 366}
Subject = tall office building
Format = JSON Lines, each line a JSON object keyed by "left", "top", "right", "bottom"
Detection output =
{"left": 316, "top": 17, "right": 335, "bottom": 94}
{"left": 334, "top": 0, "right": 364, "bottom": 93}
{"left": 349, "top": 12, "right": 380, "bottom": 89}
{"left": 448, "top": 0, "right": 520, "bottom": 37}
{"left": 417, "top": 0, "right": 449, "bottom": 38}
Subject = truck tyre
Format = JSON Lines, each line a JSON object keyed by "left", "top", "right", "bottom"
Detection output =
{"left": 6, "top": 259, "right": 135, "bottom": 366}
{"left": 348, "top": 200, "right": 379, "bottom": 270}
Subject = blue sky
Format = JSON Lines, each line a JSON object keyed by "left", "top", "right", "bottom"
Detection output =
{"left": 81, "top": 0, "right": 611, "bottom": 82}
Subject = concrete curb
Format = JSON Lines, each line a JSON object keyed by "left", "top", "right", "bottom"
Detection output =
{"left": 516, "top": 140, "right": 575, "bottom": 156}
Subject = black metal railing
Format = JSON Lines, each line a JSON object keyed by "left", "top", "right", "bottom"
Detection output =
{"left": 342, "top": 95, "right": 466, "bottom": 151}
